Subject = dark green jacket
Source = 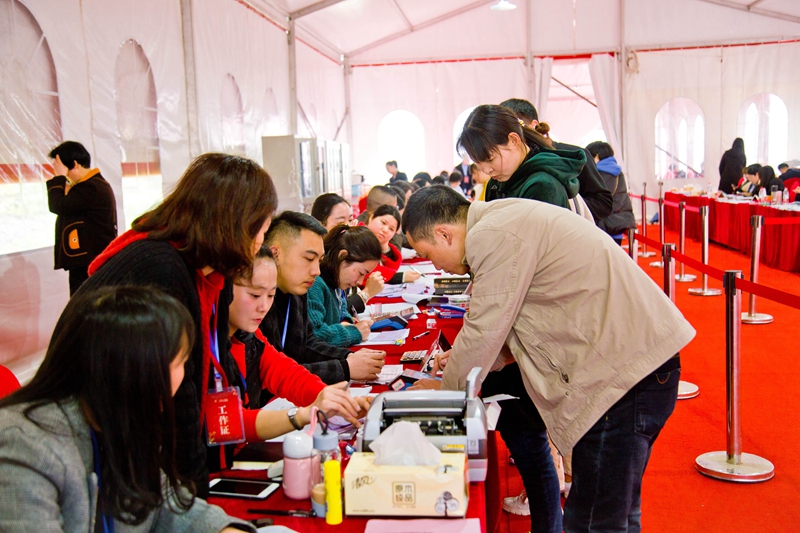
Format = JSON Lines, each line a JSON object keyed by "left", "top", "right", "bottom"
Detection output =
{"left": 485, "top": 147, "right": 585, "bottom": 208}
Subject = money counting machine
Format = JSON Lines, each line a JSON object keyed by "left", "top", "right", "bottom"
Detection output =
{"left": 357, "top": 368, "right": 488, "bottom": 482}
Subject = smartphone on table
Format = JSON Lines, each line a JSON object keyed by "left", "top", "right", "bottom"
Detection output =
{"left": 209, "top": 478, "right": 279, "bottom": 499}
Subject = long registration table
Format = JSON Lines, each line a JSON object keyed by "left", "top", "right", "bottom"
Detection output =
{"left": 663, "top": 192, "right": 800, "bottom": 273}
{"left": 209, "top": 291, "right": 499, "bottom": 532}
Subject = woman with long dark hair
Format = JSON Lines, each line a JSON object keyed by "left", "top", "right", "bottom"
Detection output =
{"left": 0, "top": 287, "right": 252, "bottom": 532}
{"left": 307, "top": 225, "right": 383, "bottom": 346}
{"left": 79, "top": 153, "right": 278, "bottom": 494}
{"left": 718, "top": 138, "right": 746, "bottom": 193}
{"left": 458, "top": 104, "right": 585, "bottom": 208}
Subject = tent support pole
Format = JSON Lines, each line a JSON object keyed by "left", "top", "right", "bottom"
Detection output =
{"left": 288, "top": 17, "right": 298, "bottom": 136}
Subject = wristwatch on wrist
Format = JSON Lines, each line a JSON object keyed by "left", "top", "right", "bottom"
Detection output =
{"left": 287, "top": 407, "right": 303, "bottom": 430}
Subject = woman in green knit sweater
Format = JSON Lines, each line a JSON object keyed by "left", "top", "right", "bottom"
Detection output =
{"left": 307, "top": 224, "right": 383, "bottom": 347}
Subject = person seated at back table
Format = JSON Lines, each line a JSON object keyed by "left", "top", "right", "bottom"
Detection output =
{"left": 219, "top": 245, "right": 367, "bottom": 457}
{"left": 356, "top": 185, "right": 398, "bottom": 224}
{"left": 308, "top": 225, "right": 382, "bottom": 347}
{"left": 259, "top": 212, "right": 386, "bottom": 383}
{"left": 738, "top": 164, "right": 761, "bottom": 195}
{"left": 778, "top": 163, "right": 800, "bottom": 182}
{"left": 754, "top": 166, "right": 785, "bottom": 198}
{"left": 362, "top": 205, "right": 420, "bottom": 286}
{"left": 311, "top": 193, "right": 353, "bottom": 231}
{"left": 0, "top": 287, "right": 255, "bottom": 533}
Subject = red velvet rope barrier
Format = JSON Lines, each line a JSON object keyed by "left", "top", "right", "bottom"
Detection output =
{"left": 643, "top": 196, "right": 660, "bottom": 203}
{"left": 684, "top": 205, "right": 701, "bottom": 213}
{"left": 762, "top": 217, "right": 800, "bottom": 226}
{"left": 664, "top": 200, "right": 681, "bottom": 208}
{"left": 670, "top": 250, "right": 727, "bottom": 281}
{"left": 633, "top": 232, "right": 662, "bottom": 250}
{"left": 735, "top": 277, "right": 800, "bottom": 312}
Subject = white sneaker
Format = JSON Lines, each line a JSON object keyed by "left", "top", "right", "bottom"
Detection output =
{"left": 502, "top": 491, "right": 530, "bottom": 516}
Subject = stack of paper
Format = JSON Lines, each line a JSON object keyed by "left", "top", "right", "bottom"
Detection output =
{"left": 357, "top": 329, "right": 410, "bottom": 346}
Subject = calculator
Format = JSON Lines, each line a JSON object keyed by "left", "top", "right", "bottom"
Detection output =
{"left": 399, "top": 349, "right": 429, "bottom": 362}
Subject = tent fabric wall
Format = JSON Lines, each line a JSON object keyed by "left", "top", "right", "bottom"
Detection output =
{"left": 193, "top": 0, "right": 290, "bottom": 164}
{"left": 589, "top": 53, "right": 624, "bottom": 169}
{"left": 624, "top": 41, "right": 800, "bottom": 219}
{"left": 350, "top": 58, "right": 528, "bottom": 182}
{"left": 296, "top": 42, "right": 347, "bottom": 144}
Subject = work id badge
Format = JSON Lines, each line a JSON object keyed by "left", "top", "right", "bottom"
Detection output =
{"left": 206, "top": 387, "right": 246, "bottom": 446}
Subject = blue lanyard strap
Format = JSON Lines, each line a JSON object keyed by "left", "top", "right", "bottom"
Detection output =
{"left": 281, "top": 299, "right": 291, "bottom": 348}
{"left": 90, "top": 429, "right": 114, "bottom": 533}
{"left": 210, "top": 303, "right": 246, "bottom": 392}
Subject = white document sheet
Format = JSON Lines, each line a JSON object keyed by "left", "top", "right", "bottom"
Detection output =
{"left": 357, "top": 329, "right": 410, "bottom": 346}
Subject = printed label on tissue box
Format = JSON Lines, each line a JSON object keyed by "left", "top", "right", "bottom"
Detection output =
{"left": 344, "top": 452, "right": 468, "bottom": 517}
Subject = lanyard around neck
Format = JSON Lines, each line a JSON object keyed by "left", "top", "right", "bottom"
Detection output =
{"left": 281, "top": 298, "right": 291, "bottom": 348}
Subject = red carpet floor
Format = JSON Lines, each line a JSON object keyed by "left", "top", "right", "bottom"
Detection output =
{"left": 495, "top": 226, "right": 800, "bottom": 533}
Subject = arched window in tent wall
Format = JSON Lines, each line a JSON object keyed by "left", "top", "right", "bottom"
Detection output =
{"left": 737, "top": 93, "right": 788, "bottom": 168}
{"left": 377, "top": 110, "right": 425, "bottom": 183}
{"left": 0, "top": 0, "right": 62, "bottom": 254}
{"left": 654, "top": 98, "right": 705, "bottom": 181}
{"left": 221, "top": 74, "right": 246, "bottom": 157}
{"left": 115, "top": 39, "right": 162, "bottom": 230}
{"left": 453, "top": 107, "right": 476, "bottom": 165}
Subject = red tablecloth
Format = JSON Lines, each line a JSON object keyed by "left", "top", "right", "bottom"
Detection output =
{"left": 210, "top": 293, "right": 493, "bottom": 532}
{"left": 663, "top": 192, "right": 800, "bottom": 273}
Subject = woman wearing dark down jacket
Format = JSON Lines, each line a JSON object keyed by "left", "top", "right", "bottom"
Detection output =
{"left": 586, "top": 141, "right": 636, "bottom": 245}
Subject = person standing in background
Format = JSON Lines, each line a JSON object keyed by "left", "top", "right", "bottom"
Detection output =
{"left": 718, "top": 138, "right": 746, "bottom": 193}
{"left": 454, "top": 154, "right": 473, "bottom": 193}
{"left": 385, "top": 160, "right": 407, "bottom": 183}
{"left": 586, "top": 141, "right": 636, "bottom": 246}
{"left": 46, "top": 141, "right": 117, "bottom": 295}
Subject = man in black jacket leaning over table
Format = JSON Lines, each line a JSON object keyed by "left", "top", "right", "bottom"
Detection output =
{"left": 46, "top": 141, "right": 117, "bottom": 295}
{"left": 259, "top": 211, "right": 386, "bottom": 385}
{"left": 500, "top": 98, "right": 612, "bottom": 223}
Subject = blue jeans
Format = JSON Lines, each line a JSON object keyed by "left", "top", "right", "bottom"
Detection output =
{"left": 484, "top": 365, "right": 563, "bottom": 533}
{"left": 564, "top": 356, "right": 681, "bottom": 533}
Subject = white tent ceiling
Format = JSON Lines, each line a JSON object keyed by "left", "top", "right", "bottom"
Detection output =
{"left": 247, "top": 0, "right": 800, "bottom": 63}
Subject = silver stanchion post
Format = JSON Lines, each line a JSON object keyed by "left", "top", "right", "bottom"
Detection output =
{"left": 663, "top": 243, "right": 700, "bottom": 400}
{"left": 639, "top": 183, "right": 655, "bottom": 258}
{"left": 675, "top": 202, "right": 696, "bottom": 283}
{"left": 688, "top": 205, "right": 722, "bottom": 296}
{"left": 695, "top": 271, "right": 774, "bottom": 482}
{"left": 627, "top": 227, "right": 638, "bottom": 261}
{"left": 741, "top": 215, "right": 773, "bottom": 325}
{"left": 650, "top": 197, "right": 666, "bottom": 268}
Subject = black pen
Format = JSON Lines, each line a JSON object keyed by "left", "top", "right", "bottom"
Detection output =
{"left": 412, "top": 331, "right": 431, "bottom": 341}
{"left": 247, "top": 508, "right": 316, "bottom": 517}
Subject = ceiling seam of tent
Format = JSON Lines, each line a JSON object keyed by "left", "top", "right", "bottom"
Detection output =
{"left": 234, "top": 0, "right": 343, "bottom": 65}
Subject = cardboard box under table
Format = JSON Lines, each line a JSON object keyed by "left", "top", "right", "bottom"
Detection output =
{"left": 344, "top": 452, "right": 468, "bottom": 517}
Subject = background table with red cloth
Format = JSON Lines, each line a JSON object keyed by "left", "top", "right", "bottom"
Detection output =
{"left": 663, "top": 192, "right": 800, "bottom": 273}
{"left": 210, "top": 293, "right": 499, "bottom": 532}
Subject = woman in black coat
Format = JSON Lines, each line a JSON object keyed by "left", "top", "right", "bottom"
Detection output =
{"left": 718, "top": 138, "right": 746, "bottom": 193}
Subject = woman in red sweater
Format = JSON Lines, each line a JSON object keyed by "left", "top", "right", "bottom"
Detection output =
{"left": 364, "top": 204, "right": 420, "bottom": 285}
{"left": 227, "top": 245, "right": 368, "bottom": 443}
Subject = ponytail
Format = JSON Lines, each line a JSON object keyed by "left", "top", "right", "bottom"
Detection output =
{"left": 459, "top": 105, "right": 552, "bottom": 163}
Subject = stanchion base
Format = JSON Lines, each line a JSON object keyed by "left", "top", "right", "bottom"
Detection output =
{"left": 688, "top": 287, "right": 722, "bottom": 297}
{"left": 649, "top": 261, "right": 664, "bottom": 268}
{"left": 638, "top": 251, "right": 656, "bottom": 258}
{"left": 677, "top": 380, "right": 699, "bottom": 400}
{"left": 741, "top": 312, "right": 774, "bottom": 325}
{"left": 675, "top": 274, "right": 697, "bottom": 283}
{"left": 695, "top": 451, "right": 774, "bottom": 483}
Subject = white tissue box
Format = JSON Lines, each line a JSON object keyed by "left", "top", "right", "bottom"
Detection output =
{"left": 344, "top": 452, "right": 468, "bottom": 517}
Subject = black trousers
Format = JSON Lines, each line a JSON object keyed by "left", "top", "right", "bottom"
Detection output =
{"left": 68, "top": 265, "right": 89, "bottom": 296}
